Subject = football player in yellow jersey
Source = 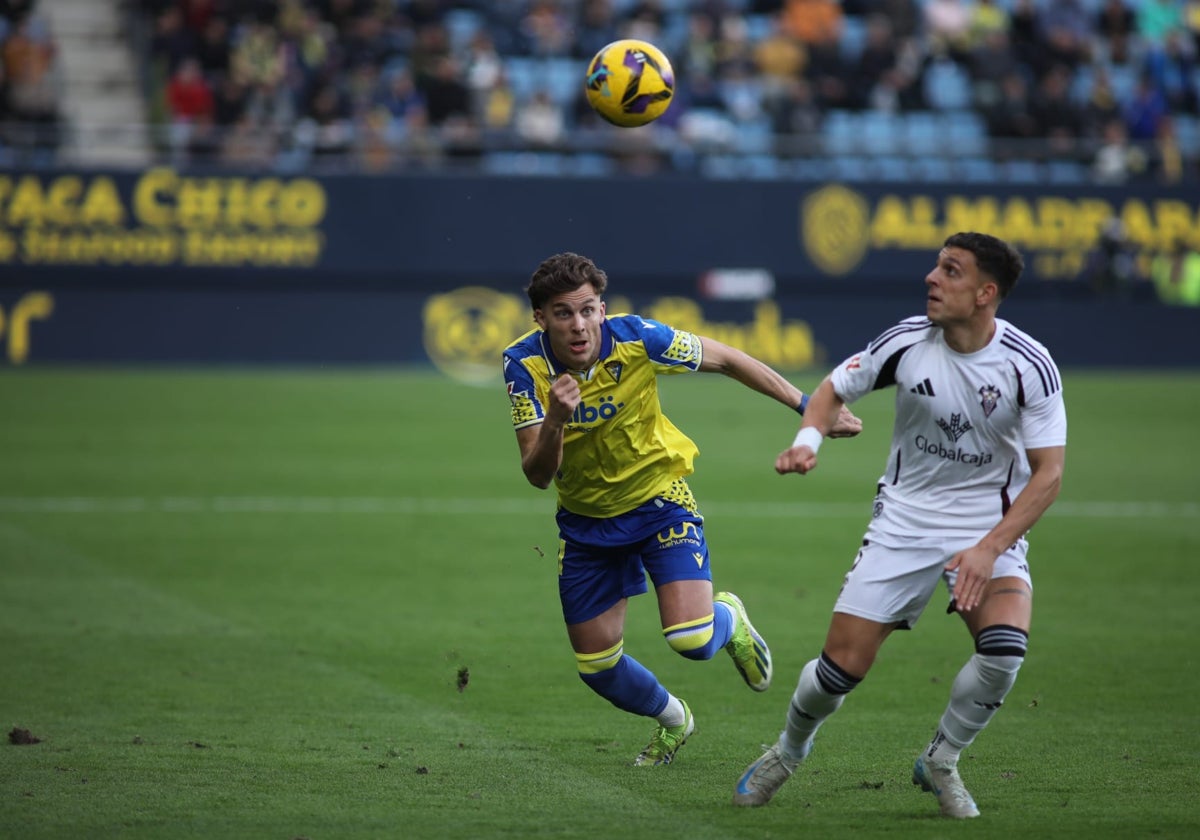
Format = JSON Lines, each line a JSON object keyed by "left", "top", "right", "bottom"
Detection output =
{"left": 503, "top": 252, "right": 862, "bottom": 765}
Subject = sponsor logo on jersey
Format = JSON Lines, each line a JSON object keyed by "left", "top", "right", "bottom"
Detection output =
{"left": 656, "top": 521, "right": 702, "bottom": 549}
{"left": 569, "top": 395, "right": 624, "bottom": 425}
{"left": 915, "top": 434, "right": 993, "bottom": 466}
{"left": 936, "top": 412, "right": 973, "bottom": 442}
{"left": 979, "top": 384, "right": 1001, "bottom": 417}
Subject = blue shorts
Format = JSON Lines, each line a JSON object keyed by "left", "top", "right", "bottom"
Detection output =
{"left": 556, "top": 499, "right": 711, "bottom": 625}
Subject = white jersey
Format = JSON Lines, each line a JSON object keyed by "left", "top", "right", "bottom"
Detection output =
{"left": 831, "top": 316, "right": 1067, "bottom": 541}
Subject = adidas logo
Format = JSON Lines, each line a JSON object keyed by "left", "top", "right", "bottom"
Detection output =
{"left": 910, "top": 378, "right": 936, "bottom": 396}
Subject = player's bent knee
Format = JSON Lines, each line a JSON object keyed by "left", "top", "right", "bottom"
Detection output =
{"left": 576, "top": 640, "right": 624, "bottom": 675}
{"left": 975, "top": 624, "right": 1028, "bottom": 659}
{"left": 974, "top": 624, "right": 1027, "bottom": 687}
{"left": 663, "top": 613, "right": 718, "bottom": 660}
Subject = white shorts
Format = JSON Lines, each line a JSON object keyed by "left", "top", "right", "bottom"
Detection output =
{"left": 832, "top": 535, "right": 1032, "bottom": 629}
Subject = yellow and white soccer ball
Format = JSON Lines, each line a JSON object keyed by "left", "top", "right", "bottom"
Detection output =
{"left": 584, "top": 39, "right": 675, "bottom": 127}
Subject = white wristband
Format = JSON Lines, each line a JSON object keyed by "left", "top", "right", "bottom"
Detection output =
{"left": 792, "top": 426, "right": 824, "bottom": 453}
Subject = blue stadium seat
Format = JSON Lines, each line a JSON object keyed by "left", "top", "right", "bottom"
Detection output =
{"left": 873, "top": 155, "right": 912, "bottom": 181}
{"left": 1175, "top": 115, "right": 1200, "bottom": 156}
{"left": 860, "top": 111, "right": 903, "bottom": 155}
{"left": 1071, "top": 64, "right": 1100, "bottom": 105}
{"left": 732, "top": 117, "right": 773, "bottom": 154}
{"left": 1002, "top": 159, "right": 1042, "bottom": 183}
{"left": 940, "top": 110, "right": 988, "bottom": 157}
{"left": 572, "top": 153, "right": 617, "bottom": 178}
{"left": 1107, "top": 64, "right": 1138, "bottom": 102}
{"left": 481, "top": 152, "right": 567, "bottom": 177}
{"left": 1046, "top": 160, "right": 1088, "bottom": 184}
{"left": 924, "top": 59, "right": 972, "bottom": 110}
{"left": 791, "top": 158, "right": 829, "bottom": 181}
{"left": 822, "top": 110, "right": 860, "bottom": 155}
{"left": 443, "top": 8, "right": 484, "bottom": 52}
{"left": 958, "top": 157, "right": 1000, "bottom": 182}
{"left": 840, "top": 16, "right": 868, "bottom": 63}
{"left": 543, "top": 58, "right": 581, "bottom": 107}
{"left": 699, "top": 155, "right": 743, "bottom": 179}
{"left": 744, "top": 14, "right": 772, "bottom": 42}
{"left": 505, "top": 57, "right": 541, "bottom": 102}
{"left": 902, "top": 111, "right": 942, "bottom": 151}
{"left": 718, "top": 78, "right": 767, "bottom": 124}
{"left": 910, "top": 156, "right": 956, "bottom": 182}
{"left": 828, "top": 155, "right": 875, "bottom": 182}
{"left": 743, "top": 154, "right": 787, "bottom": 180}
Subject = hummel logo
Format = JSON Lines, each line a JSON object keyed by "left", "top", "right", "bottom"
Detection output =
{"left": 910, "top": 378, "right": 935, "bottom": 396}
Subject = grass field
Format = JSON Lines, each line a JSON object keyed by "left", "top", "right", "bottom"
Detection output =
{"left": 2, "top": 367, "right": 1198, "bottom": 839}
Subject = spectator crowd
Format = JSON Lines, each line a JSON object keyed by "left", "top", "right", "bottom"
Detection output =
{"left": 130, "top": 0, "right": 1200, "bottom": 181}
{"left": 3, "top": 0, "right": 1200, "bottom": 182}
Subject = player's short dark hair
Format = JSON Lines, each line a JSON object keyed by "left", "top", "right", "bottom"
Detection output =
{"left": 944, "top": 232, "right": 1024, "bottom": 299}
{"left": 526, "top": 252, "right": 608, "bottom": 310}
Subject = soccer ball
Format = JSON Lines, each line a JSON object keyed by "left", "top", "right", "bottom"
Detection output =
{"left": 584, "top": 39, "right": 675, "bottom": 127}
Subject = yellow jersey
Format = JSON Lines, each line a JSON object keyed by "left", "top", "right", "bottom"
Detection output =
{"left": 503, "top": 314, "right": 703, "bottom": 519}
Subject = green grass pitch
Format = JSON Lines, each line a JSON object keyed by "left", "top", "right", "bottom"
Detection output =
{"left": 1, "top": 367, "right": 1198, "bottom": 839}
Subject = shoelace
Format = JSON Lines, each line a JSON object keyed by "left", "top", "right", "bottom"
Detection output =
{"left": 648, "top": 723, "right": 686, "bottom": 756}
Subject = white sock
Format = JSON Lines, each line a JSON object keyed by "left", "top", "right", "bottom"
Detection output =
{"left": 926, "top": 653, "right": 1023, "bottom": 763}
{"left": 656, "top": 694, "right": 686, "bottom": 727}
{"left": 780, "top": 658, "right": 847, "bottom": 763}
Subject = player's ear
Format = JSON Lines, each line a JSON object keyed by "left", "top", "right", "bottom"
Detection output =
{"left": 533, "top": 308, "right": 546, "bottom": 329}
{"left": 977, "top": 279, "right": 999, "bottom": 307}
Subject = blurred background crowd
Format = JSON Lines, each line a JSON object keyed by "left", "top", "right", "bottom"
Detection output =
{"left": 2, "top": 0, "right": 1200, "bottom": 182}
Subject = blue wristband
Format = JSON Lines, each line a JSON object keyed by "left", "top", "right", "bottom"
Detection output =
{"left": 796, "top": 393, "right": 809, "bottom": 415}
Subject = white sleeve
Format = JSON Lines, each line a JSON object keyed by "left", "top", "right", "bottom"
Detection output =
{"left": 1021, "top": 391, "right": 1067, "bottom": 449}
{"left": 829, "top": 347, "right": 880, "bottom": 405}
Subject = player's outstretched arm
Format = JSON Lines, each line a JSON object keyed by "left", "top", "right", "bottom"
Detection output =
{"left": 776, "top": 377, "right": 847, "bottom": 475}
{"left": 696, "top": 336, "right": 862, "bottom": 436}
{"left": 697, "top": 335, "right": 807, "bottom": 408}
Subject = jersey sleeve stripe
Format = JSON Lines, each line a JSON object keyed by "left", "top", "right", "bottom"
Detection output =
{"left": 1000, "top": 334, "right": 1061, "bottom": 397}
{"left": 867, "top": 319, "right": 933, "bottom": 355}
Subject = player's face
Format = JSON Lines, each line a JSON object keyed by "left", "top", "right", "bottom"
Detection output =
{"left": 924, "top": 247, "right": 992, "bottom": 325}
{"left": 534, "top": 285, "right": 606, "bottom": 370}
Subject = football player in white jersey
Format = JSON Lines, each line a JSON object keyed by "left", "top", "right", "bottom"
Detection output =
{"left": 733, "top": 232, "right": 1067, "bottom": 818}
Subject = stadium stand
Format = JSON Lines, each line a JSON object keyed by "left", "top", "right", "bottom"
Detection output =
{"left": 2, "top": 0, "right": 1198, "bottom": 182}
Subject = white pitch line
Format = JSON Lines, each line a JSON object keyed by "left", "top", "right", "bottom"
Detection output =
{"left": 0, "top": 497, "right": 1195, "bottom": 518}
